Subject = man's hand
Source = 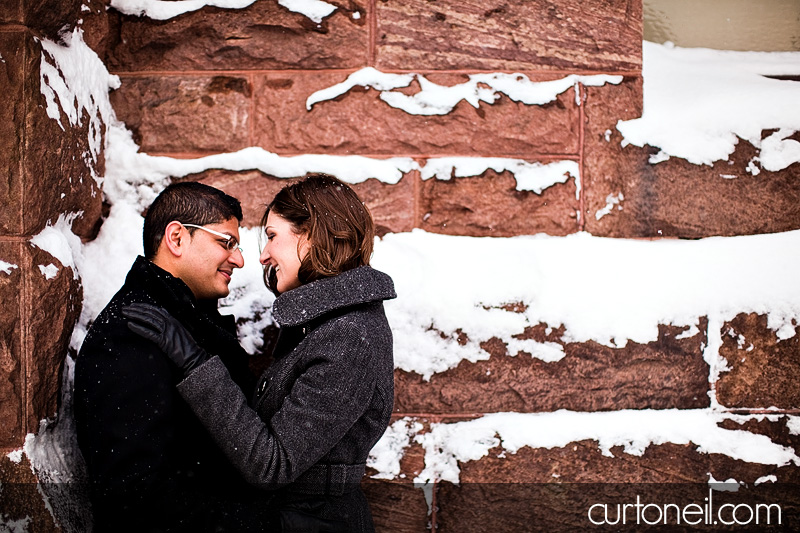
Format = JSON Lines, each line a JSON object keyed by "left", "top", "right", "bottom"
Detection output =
{"left": 122, "top": 303, "right": 210, "bottom": 376}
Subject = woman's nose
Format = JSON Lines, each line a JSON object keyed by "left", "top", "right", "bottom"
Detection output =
{"left": 259, "top": 246, "right": 270, "bottom": 265}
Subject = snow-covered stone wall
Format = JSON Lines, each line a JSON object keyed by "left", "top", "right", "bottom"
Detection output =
{"left": 2, "top": 0, "right": 799, "bottom": 531}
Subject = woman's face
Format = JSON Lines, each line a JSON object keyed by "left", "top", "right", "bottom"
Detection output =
{"left": 260, "top": 212, "right": 309, "bottom": 294}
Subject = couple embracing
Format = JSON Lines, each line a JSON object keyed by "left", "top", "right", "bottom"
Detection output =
{"left": 74, "top": 175, "right": 395, "bottom": 532}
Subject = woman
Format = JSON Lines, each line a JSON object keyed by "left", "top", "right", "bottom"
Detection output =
{"left": 124, "top": 174, "right": 396, "bottom": 532}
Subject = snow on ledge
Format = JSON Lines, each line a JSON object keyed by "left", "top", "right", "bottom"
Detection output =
{"left": 371, "top": 229, "right": 800, "bottom": 380}
{"left": 306, "top": 67, "right": 623, "bottom": 115}
{"left": 110, "top": 0, "right": 336, "bottom": 23}
{"left": 617, "top": 41, "right": 800, "bottom": 170}
{"left": 0, "top": 261, "right": 18, "bottom": 275}
{"left": 366, "top": 410, "right": 800, "bottom": 484}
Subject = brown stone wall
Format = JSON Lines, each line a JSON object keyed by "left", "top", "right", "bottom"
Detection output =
{"left": 0, "top": 0, "right": 105, "bottom": 528}
{"left": 3, "top": 0, "right": 799, "bottom": 530}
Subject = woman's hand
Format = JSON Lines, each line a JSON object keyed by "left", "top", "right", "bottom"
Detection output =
{"left": 122, "top": 303, "right": 210, "bottom": 376}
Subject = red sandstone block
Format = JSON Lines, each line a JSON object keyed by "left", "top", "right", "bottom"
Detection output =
{"left": 0, "top": 242, "right": 24, "bottom": 448}
{"left": 364, "top": 480, "right": 430, "bottom": 532}
{"left": 582, "top": 79, "right": 800, "bottom": 238}
{"left": 0, "top": 456, "right": 60, "bottom": 531}
{"left": 393, "top": 323, "right": 710, "bottom": 414}
{"left": 0, "top": 0, "right": 22, "bottom": 24}
{"left": 435, "top": 443, "right": 800, "bottom": 531}
{"left": 376, "top": 0, "right": 642, "bottom": 72}
{"left": 199, "top": 170, "right": 415, "bottom": 235}
{"left": 104, "top": 1, "right": 368, "bottom": 72}
{"left": 417, "top": 168, "right": 579, "bottom": 237}
{"left": 111, "top": 75, "right": 253, "bottom": 154}
{"left": 253, "top": 71, "right": 579, "bottom": 156}
{"left": 0, "top": 31, "right": 25, "bottom": 236}
{"left": 23, "top": 34, "right": 103, "bottom": 238}
{"left": 24, "top": 244, "right": 82, "bottom": 429}
{"left": 716, "top": 313, "right": 800, "bottom": 409}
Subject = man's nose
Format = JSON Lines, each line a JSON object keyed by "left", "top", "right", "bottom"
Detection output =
{"left": 230, "top": 247, "right": 245, "bottom": 268}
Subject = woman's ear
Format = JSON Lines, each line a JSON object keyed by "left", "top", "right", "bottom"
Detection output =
{"left": 162, "top": 221, "right": 186, "bottom": 257}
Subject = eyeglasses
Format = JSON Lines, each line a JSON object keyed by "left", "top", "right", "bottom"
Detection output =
{"left": 183, "top": 224, "right": 243, "bottom": 254}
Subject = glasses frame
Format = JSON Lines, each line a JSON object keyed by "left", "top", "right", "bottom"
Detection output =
{"left": 183, "top": 223, "right": 243, "bottom": 254}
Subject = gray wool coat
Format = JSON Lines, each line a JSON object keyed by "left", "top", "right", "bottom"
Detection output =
{"left": 177, "top": 266, "right": 396, "bottom": 499}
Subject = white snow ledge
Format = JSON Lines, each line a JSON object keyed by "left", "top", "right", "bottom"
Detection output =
{"left": 110, "top": 0, "right": 336, "bottom": 23}
{"left": 306, "top": 67, "right": 623, "bottom": 115}
{"left": 384, "top": 410, "right": 800, "bottom": 484}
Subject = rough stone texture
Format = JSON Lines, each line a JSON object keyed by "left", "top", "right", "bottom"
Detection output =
{"left": 0, "top": 455, "right": 60, "bottom": 532}
{"left": 24, "top": 243, "right": 82, "bottom": 430}
{"left": 583, "top": 79, "right": 800, "bottom": 237}
{"left": 376, "top": 0, "right": 642, "bottom": 72}
{"left": 435, "top": 442, "right": 800, "bottom": 531}
{"left": 111, "top": 75, "right": 253, "bottom": 154}
{"left": 24, "top": 0, "right": 82, "bottom": 41}
{"left": 418, "top": 168, "right": 578, "bottom": 237}
{"left": 254, "top": 71, "right": 579, "bottom": 156}
{"left": 25, "top": 33, "right": 104, "bottom": 239}
{"left": 0, "top": 242, "right": 24, "bottom": 448}
{"left": 0, "top": 0, "right": 22, "bottom": 25}
{"left": 197, "top": 170, "right": 415, "bottom": 235}
{"left": 364, "top": 421, "right": 430, "bottom": 532}
{"left": 364, "top": 480, "right": 431, "bottom": 533}
{"left": 0, "top": 30, "right": 26, "bottom": 236}
{"left": 104, "top": 1, "right": 368, "bottom": 72}
{"left": 715, "top": 313, "right": 800, "bottom": 409}
{"left": 394, "top": 323, "right": 710, "bottom": 414}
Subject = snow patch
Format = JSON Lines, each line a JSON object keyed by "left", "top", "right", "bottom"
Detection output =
{"left": 29, "top": 214, "right": 84, "bottom": 280}
{"left": 410, "top": 410, "right": 799, "bottom": 484}
{"left": 617, "top": 42, "right": 800, "bottom": 168}
{"left": 0, "top": 261, "right": 18, "bottom": 275}
{"left": 40, "top": 29, "right": 119, "bottom": 188}
{"left": 38, "top": 264, "right": 60, "bottom": 280}
{"left": 367, "top": 418, "right": 424, "bottom": 480}
{"left": 307, "top": 68, "right": 622, "bottom": 115}
{"left": 595, "top": 192, "right": 624, "bottom": 220}
{"left": 110, "top": 0, "right": 336, "bottom": 23}
{"left": 420, "top": 158, "right": 579, "bottom": 196}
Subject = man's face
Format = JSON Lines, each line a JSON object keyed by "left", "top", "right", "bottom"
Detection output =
{"left": 177, "top": 217, "right": 244, "bottom": 300}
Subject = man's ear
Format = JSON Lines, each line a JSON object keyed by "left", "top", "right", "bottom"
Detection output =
{"left": 162, "top": 221, "right": 187, "bottom": 258}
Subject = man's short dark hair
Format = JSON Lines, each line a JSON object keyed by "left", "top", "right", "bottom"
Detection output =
{"left": 143, "top": 182, "right": 243, "bottom": 260}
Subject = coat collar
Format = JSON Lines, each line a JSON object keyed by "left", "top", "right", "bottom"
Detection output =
{"left": 272, "top": 266, "right": 396, "bottom": 327}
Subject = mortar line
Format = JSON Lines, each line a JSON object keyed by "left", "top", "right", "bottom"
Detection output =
{"left": 577, "top": 83, "right": 586, "bottom": 232}
{"left": 20, "top": 239, "right": 30, "bottom": 439}
{"left": 111, "top": 68, "right": 640, "bottom": 77}
{"left": 368, "top": 0, "right": 377, "bottom": 67}
{"left": 145, "top": 151, "right": 582, "bottom": 160}
{"left": 248, "top": 72, "right": 256, "bottom": 146}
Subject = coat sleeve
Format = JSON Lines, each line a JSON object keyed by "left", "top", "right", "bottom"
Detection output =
{"left": 176, "top": 321, "right": 375, "bottom": 487}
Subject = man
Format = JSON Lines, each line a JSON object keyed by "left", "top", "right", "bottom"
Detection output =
{"left": 74, "top": 182, "right": 258, "bottom": 532}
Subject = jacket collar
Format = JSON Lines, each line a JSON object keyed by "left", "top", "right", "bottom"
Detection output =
{"left": 272, "top": 266, "right": 396, "bottom": 327}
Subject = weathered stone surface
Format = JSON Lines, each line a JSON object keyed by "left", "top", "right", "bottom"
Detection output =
{"left": 198, "top": 170, "right": 415, "bottom": 235}
{"left": 376, "top": 0, "right": 642, "bottom": 72}
{"left": 0, "top": 455, "right": 60, "bottom": 531}
{"left": 79, "top": 0, "right": 111, "bottom": 56}
{"left": 24, "top": 0, "right": 82, "bottom": 41}
{"left": 365, "top": 421, "right": 430, "bottom": 532}
{"left": 254, "top": 71, "right": 579, "bottom": 156}
{"left": 583, "top": 79, "right": 800, "bottom": 237}
{"left": 0, "top": 242, "right": 24, "bottom": 448}
{"left": 394, "top": 323, "right": 709, "bottom": 414}
{"left": 24, "top": 243, "right": 82, "bottom": 429}
{"left": 436, "top": 443, "right": 800, "bottom": 531}
{"left": 716, "top": 313, "right": 800, "bottom": 409}
{"left": 25, "top": 35, "right": 103, "bottom": 238}
{"left": 364, "top": 480, "right": 430, "bottom": 533}
{"left": 0, "top": 31, "right": 25, "bottom": 236}
{"left": 418, "top": 168, "right": 578, "bottom": 237}
{"left": 104, "top": 1, "right": 368, "bottom": 72}
{"left": 0, "top": 0, "right": 22, "bottom": 25}
{"left": 111, "top": 75, "right": 252, "bottom": 154}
